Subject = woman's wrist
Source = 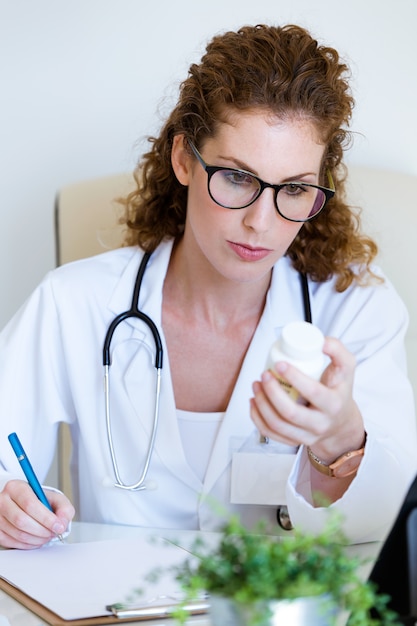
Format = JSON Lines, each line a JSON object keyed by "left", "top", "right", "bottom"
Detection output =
{"left": 307, "top": 432, "right": 367, "bottom": 479}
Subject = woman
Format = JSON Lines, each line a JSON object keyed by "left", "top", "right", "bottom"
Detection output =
{"left": 0, "top": 24, "right": 415, "bottom": 549}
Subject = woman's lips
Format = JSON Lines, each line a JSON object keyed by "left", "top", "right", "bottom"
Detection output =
{"left": 228, "top": 241, "right": 272, "bottom": 261}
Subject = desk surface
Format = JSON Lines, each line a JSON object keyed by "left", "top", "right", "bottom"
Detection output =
{"left": 0, "top": 521, "right": 381, "bottom": 626}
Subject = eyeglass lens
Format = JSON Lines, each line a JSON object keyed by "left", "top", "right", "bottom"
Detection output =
{"left": 209, "top": 169, "right": 326, "bottom": 221}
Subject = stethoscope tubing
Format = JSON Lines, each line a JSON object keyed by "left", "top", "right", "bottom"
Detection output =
{"left": 104, "top": 363, "right": 162, "bottom": 490}
{"left": 103, "top": 252, "right": 163, "bottom": 369}
{"left": 103, "top": 252, "right": 163, "bottom": 490}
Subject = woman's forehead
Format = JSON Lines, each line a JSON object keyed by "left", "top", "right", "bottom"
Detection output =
{"left": 208, "top": 107, "right": 324, "bottom": 148}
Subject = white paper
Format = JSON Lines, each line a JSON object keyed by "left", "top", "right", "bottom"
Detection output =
{"left": 0, "top": 536, "right": 192, "bottom": 621}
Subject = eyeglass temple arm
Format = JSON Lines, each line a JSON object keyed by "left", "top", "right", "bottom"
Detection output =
{"left": 326, "top": 169, "right": 335, "bottom": 192}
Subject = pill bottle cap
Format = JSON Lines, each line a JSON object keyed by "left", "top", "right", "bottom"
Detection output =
{"left": 280, "top": 321, "right": 324, "bottom": 361}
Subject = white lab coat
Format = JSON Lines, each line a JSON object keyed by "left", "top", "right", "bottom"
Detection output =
{"left": 0, "top": 240, "right": 416, "bottom": 543}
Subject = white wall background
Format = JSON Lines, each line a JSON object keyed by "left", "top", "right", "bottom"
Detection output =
{"left": 1, "top": 0, "right": 417, "bottom": 330}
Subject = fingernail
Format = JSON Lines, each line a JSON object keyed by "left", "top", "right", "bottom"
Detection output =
{"left": 275, "top": 361, "right": 288, "bottom": 374}
{"left": 52, "top": 522, "right": 65, "bottom": 535}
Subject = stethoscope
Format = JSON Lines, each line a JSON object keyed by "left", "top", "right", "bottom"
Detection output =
{"left": 103, "top": 251, "right": 162, "bottom": 490}
{"left": 102, "top": 251, "right": 312, "bottom": 497}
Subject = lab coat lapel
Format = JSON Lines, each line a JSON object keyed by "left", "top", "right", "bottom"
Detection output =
{"left": 203, "top": 258, "right": 308, "bottom": 496}
{"left": 106, "top": 242, "right": 173, "bottom": 322}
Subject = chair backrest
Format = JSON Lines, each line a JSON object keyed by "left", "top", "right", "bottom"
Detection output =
{"left": 55, "top": 166, "right": 417, "bottom": 395}
{"left": 346, "top": 165, "right": 417, "bottom": 392}
{"left": 55, "top": 172, "right": 134, "bottom": 266}
{"left": 54, "top": 173, "right": 135, "bottom": 497}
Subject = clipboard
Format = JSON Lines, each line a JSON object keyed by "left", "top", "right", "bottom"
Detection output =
{"left": 0, "top": 577, "right": 137, "bottom": 625}
{"left": 0, "top": 536, "right": 209, "bottom": 625}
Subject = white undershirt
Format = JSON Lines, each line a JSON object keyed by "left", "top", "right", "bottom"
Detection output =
{"left": 177, "top": 409, "right": 224, "bottom": 483}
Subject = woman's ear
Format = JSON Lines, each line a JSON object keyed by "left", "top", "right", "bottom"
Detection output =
{"left": 171, "top": 134, "right": 192, "bottom": 185}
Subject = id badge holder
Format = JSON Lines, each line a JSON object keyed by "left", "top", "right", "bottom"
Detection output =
{"left": 230, "top": 432, "right": 298, "bottom": 505}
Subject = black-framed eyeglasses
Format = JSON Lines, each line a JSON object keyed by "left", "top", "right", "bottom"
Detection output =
{"left": 188, "top": 140, "right": 335, "bottom": 223}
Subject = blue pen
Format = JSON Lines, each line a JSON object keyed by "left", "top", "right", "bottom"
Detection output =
{"left": 8, "top": 432, "right": 64, "bottom": 541}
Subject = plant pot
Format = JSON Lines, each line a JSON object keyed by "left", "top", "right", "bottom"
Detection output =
{"left": 209, "top": 594, "right": 336, "bottom": 626}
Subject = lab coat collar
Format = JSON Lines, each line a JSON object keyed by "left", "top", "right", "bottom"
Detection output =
{"left": 106, "top": 242, "right": 303, "bottom": 335}
{"left": 106, "top": 240, "right": 174, "bottom": 323}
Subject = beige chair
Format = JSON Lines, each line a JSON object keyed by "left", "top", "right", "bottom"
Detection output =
{"left": 345, "top": 166, "right": 417, "bottom": 389}
{"left": 53, "top": 167, "right": 417, "bottom": 495}
{"left": 55, "top": 172, "right": 134, "bottom": 265}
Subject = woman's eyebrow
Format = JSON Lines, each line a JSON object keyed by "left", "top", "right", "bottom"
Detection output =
{"left": 217, "top": 154, "right": 318, "bottom": 182}
{"left": 217, "top": 154, "right": 258, "bottom": 174}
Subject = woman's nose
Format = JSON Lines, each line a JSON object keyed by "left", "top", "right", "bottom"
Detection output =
{"left": 242, "top": 188, "right": 277, "bottom": 232}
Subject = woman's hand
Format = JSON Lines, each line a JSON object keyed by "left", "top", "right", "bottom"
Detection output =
{"left": 250, "top": 337, "right": 365, "bottom": 501}
{"left": 0, "top": 479, "right": 75, "bottom": 549}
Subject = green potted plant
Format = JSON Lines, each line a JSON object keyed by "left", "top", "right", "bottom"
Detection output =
{"left": 171, "top": 513, "right": 399, "bottom": 626}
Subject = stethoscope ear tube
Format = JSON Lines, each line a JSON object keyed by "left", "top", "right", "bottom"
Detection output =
{"left": 102, "top": 252, "right": 163, "bottom": 369}
{"left": 299, "top": 272, "right": 312, "bottom": 324}
{"left": 103, "top": 309, "right": 163, "bottom": 369}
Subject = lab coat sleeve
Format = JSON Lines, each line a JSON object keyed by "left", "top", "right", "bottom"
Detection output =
{"left": 285, "top": 276, "right": 417, "bottom": 544}
{"left": 0, "top": 272, "right": 74, "bottom": 489}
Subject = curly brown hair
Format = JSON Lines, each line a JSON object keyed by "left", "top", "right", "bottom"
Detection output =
{"left": 120, "top": 24, "right": 378, "bottom": 292}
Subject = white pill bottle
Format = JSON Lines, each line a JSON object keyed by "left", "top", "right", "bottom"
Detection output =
{"left": 266, "top": 321, "right": 326, "bottom": 403}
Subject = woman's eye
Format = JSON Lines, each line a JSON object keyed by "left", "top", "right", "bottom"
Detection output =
{"left": 223, "top": 170, "right": 254, "bottom": 186}
{"left": 284, "top": 183, "right": 307, "bottom": 196}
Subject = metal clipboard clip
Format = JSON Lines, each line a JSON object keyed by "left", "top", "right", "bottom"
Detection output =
{"left": 106, "top": 593, "right": 210, "bottom": 619}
